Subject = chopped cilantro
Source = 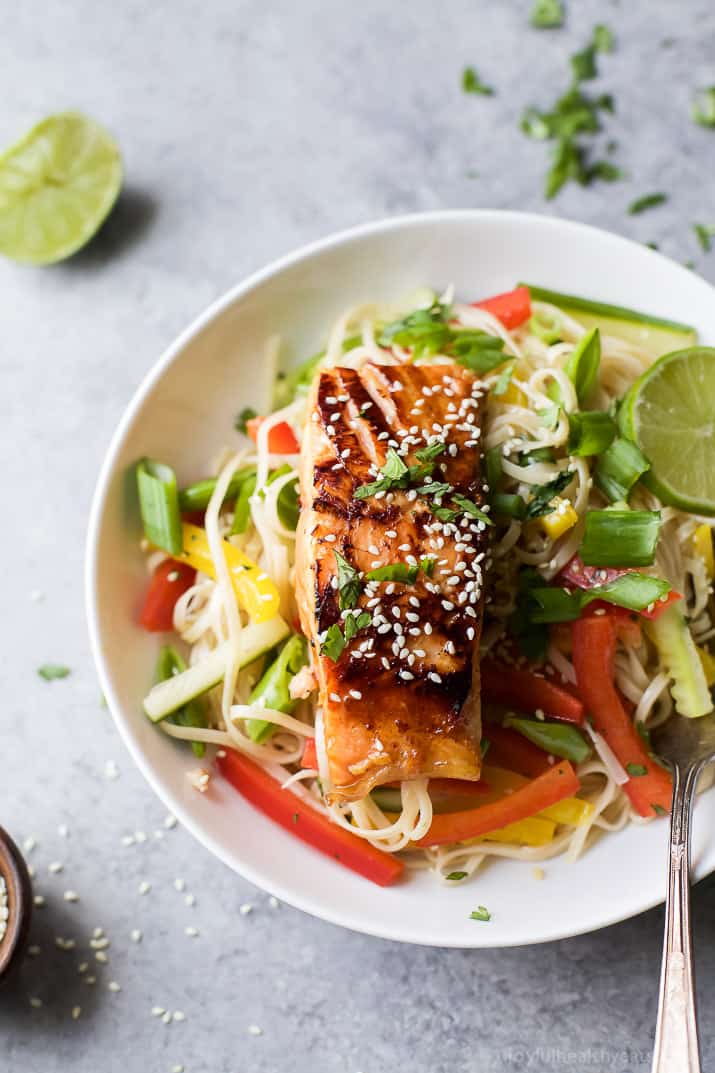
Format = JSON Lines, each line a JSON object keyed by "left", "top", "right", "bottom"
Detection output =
{"left": 365, "top": 563, "right": 419, "bottom": 584}
{"left": 235, "top": 406, "right": 258, "bottom": 434}
{"left": 469, "top": 905, "right": 491, "bottom": 922}
{"left": 628, "top": 192, "right": 667, "bottom": 216}
{"left": 521, "top": 28, "right": 620, "bottom": 199}
{"left": 333, "top": 550, "right": 361, "bottom": 611}
{"left": 451, "top": 494, "right": 494, "bottom": 526}
{"left": 37, "top": 664, "right": 71, "bottom": 681}
{"left": 525, "top": 469, "right": 574, "bottom": 518}
{"left": 415, "top": 441, "right": 446, "bottom": 463}
{"left": 320, "top": 624, "right": 346, "bottom": 662}
{"left": 653, "top": 804, "right": 667, "bottom": 816}
{"left": 626, "top": 763, "right": 648, "bottom": 777}
{"left": 382, "top": 447, "right": 409, "bottom": 481}
{"left": 446, "top": 871, "right": 468, "bottom": 881}
{"left": 344, "top": 611, "right": 371, "bottom": 642}
{"left": 417, "top": 480, "right": 453, "bottom": 499}
{"left": 420, "top": 556, "right": 436, "bottom": 577}
{"left": 693, "top": 223, "right": 715, "bottom": 253}
{"left": 378, "top": 303, "right": 452, "bottom": 357}
{"left": 692, "top": 86, "right": 715, "bottom": 128}
{"left": 593, "top": 24, "right": 615, "bottom": 53}
{"left": 462, "top": 66, "right": 494, "bottom": 97}
{"left": 529, "top": 0, "right": 564, "bottom": 29}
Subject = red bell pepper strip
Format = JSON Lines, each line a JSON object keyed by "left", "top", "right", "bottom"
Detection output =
{"left": 301, "top": 736, "right": 318, "bottom": 770}
{"left": 473, "top": 285, "right": 531, "bottom": 330}
{"left": 246, "top": 416, "right": 300, "bottom": 455}
{"left": 482, "top": 723, "right": 553, "bottom": 778}
{"left": 216, "top": 749, "right": 404, "bottom": 887}
{"left": 139, "top": 559, "right": 196, "bottom": 632}
{"left": 414, "top": 761, "right": 579, "bottom": 847}
{"left": 571, "top": 615, "right": 672, "bottom": 817}
{"left": 560, "top": 555, "right": 681, "bottom": 621}
{"left": 481, "top": 660, "right": 584, "bottom": 724}
{"left": 582, "top": 602, "right": 642, "bottom": 648}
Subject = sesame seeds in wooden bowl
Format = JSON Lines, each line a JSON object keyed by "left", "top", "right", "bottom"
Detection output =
{"left": 0, "top": 826, "right": 33, "bottom": 984}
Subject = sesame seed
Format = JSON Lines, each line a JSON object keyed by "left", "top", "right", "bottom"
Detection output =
{"left": 63, "top": 890, "right": 79, "bottom": 903}
{"left": 386, "top": 529, "right": 397, "bottom": 538}
{"left": 239, "top": 903, "right": 253, "bottom": 916}
{"left": 108, "top": 981, "right": 121, "bottom": 993}
{"left": 184, "top": 926, "right": 199, "bottom": 938}
{"left": 152, "top": 1007, "right": 166, "bottom": 1018}
{"left": 130, "top": 929, "right": 143, "bottom": 943}
{"left": 442, "top": 600, "right": 454, "bottom": 611}
{"left": 248, "top": 1025, "right": 263, "bottom": 1036}
{"left": 173, "top": 878, "right": 185, "bottom": 892}
{"left": 405, "top": 612, "right": 419, "bottom": 623}
{"left": 329, "top": 691, "right": 341, "bottom": 702}
{"left": 184, "top": 894, "right": 196, "bottom": 908}
{"left": 269, "top": 897, "right": 279, "bottom": 908}
{"left": 349, "top": 689, "right": 362, "bottom": 700}
{"left": 72, "top": 1006, "right": 81, "bottom": 1020}
{"left": 399, "top": 670, "right": 414, "bottom": 681}
{"left": 172, "top": 1011, "right": 186, "bottom": 1023}
{"left": 424, "top": 622, "right": 433, "bottom": 635}
{"left": 121, "top": 835, "right": 135, "bottom": 847}
{"left": 95, "top": 951, "right": 108, "bottom": 964}
{"left": 48, "top": 861, "right": 63, "bottom": 874}
{"left": 90, "top": 937, "right": 110, "bottom": 950}
{"left": 104, "top": 760, "right": 119, "bottom": 780}
{"left": 324, "top": 533, "right": 336, "bottom": 542}
{"left": 29, "top": 997, "right": 43, "bottom": 1009}
{"left": 138, "top": 881, "right": 151, "bottom": 895}
{"left": 162, "top": 1011, "right": 173, "bottom": 1024}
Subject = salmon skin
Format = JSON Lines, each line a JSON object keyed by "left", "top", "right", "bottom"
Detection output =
{"left": 295, "top": 359, "right": 489, "bottom": 804}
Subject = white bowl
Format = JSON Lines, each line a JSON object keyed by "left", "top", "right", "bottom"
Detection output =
{"left": 86, "top": 210, "right": 715, "bottom": 948}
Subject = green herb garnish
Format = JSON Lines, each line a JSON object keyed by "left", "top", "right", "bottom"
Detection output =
{"left": 451, "top": 495, "right": 494, "bottom": 526}
{"left": 692, "top": 86, "right": 715, "bottom": 128}
{"left": 415, "top": 441, "right": 446, "bottom": 463}
{"left": 694, "top": 223, "right": 715, "bottom": 253}
{"left": 470, "top": 906, "right": 491, "bottom": 922}
{"left": 628, "top": 192, "right": 667, "bottom": 216}
{"left": 525, "top": 470, "right": 574, "bottom": 518}
{"left": 321, "top": 624, "right": 346, "bottom": 662}
{"left": 462, "top": 67, "right": 494, "bottom": 97}
{"left": 492, "top": 361, "right": 515, "bottom": 397}
{"left": 626, "top": 763, "right": 648, "bottom": 777}
{"left": 38, "top": 664, "right": 71, "bottom": 681}
{"left": 235, "top": 406, "right": 258, "bottom": 434}
{"left": 529, "top": 0, "right": 564, "bottom": 28}
{"left": 446, "top": 871, "right": 468, "bottom": 882}
{"left": 365, "top": 563, "right": 419, "bottom": 584}
{"left": 334, "top": 550, "right": 362, "bottom": 611}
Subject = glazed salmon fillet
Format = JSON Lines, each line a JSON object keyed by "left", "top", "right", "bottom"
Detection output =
{"left": 295, "top": 360, "right": 489, "bottom": 804}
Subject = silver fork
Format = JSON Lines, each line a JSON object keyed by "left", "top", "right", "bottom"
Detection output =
{"left": 650, "top": 712, "right": 715, "bottom": 1073}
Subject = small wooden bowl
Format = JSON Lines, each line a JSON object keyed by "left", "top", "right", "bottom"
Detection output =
{"left": 0, "top": 826, "right": 32, "bottom": 984}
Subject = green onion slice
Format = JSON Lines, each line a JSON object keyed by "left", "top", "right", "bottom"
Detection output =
{"left": 506, "top": 717, "right": 591, "bottom": 764}
{"left": 594, "top": 437, "right": 650, "bottom": 502}
{"left": 564, "top": 328, "right": 601, "bottom": 405}
{"left": 580, "top": 510, "right": 661, "bottom": 567}
{"left": 178, "top": 466, "right": 256, "bottom": 513}
{"left": 136, "top": 459, "right": 183, "bottom": 555}
{"left": 567, "top": 411, "right": 616, "bottom": 457}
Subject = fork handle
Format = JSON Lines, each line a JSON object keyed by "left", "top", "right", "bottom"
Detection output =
{"left": 651, "top": 762, "right": 702, "bottom": 1073}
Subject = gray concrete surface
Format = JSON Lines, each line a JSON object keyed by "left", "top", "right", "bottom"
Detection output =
{"left": 2, "top": 1, "right": 715, "bottom": 1070}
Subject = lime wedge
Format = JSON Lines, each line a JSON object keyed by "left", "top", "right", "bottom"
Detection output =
{"left": 619, "top": 347, "right": 715, "bottom": 515}
{"left": 0, "top": 112, "right": 122, "bottom": 265}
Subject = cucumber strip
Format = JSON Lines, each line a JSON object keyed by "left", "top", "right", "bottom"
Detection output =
{"left": 645, "top": 605, "right": 714, "bottom": 718}
{"left": 518, "top": 283, "right": 695, "bottom": 334}
{"left": 143, "top": 615, "right": 291, "bottom": 722}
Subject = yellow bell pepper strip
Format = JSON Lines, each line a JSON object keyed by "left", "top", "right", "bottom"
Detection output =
{"left": 693, "top": 524, "right": 715, "bottom": 579}
{"left": 697, "top": 645, "right": 715, "bottom": 688}
{"left": 177, "top": 523, "right": 280, "bottom": 623}
{"left": 536, "top": 497, "right": 579, "bottom": 540}
{"left": 479, "top": 815, "right": 556, "bottom": 847}
{"left": 541, "top": 796, "right": 594, "bottom": 827}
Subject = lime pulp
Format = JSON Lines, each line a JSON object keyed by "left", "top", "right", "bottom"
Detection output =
{"left": 0, "top": 112, "right": 123, "bottom": 265}
{"left": 620, "top": 347, "right": 715, "bottom": 516}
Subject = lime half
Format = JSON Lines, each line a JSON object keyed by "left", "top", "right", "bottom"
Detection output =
{"left": 0, "top": 112, "right": 122, "bottom": 265}
{"left": 620, "top": 346, "right": 715, "bottom": 516}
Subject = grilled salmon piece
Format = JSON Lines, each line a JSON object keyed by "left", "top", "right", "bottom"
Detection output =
{"left": 295, "top": 359, "right": 489, "bottom": 804}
